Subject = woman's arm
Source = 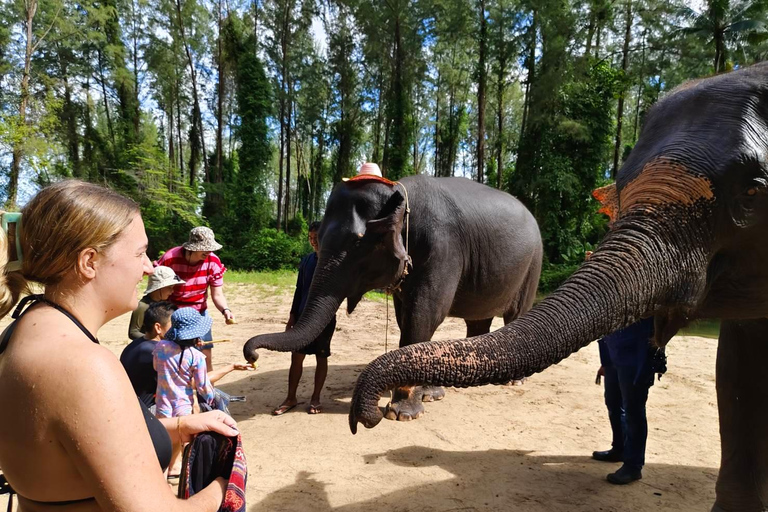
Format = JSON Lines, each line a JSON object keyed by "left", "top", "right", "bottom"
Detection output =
{"left": 158, "top": 411, "right": 238, "bottom": 445}
{"left": 210, "top": 286, "right": 233, "bottom": 321}
{"left": 53, "top": 345, "right": 227, "bottom": 512}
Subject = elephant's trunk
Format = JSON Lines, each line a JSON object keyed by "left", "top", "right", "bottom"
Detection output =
{"left": 349, "top": 207, "right": 713, "bottom": 433}
{"left": 243, "top": 252, "right": 346, "bottom": 362}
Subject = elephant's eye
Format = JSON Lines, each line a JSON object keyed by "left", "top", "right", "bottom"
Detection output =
{"left": 744, "top": 178, "right": 767, "bottom": 197}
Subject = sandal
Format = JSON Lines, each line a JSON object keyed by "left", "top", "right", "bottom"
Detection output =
{"left": 308, "top": 404, "right": 323, "bottom": 414}
{"left": 272, "top": 403, "right": 297, "bottom": 416}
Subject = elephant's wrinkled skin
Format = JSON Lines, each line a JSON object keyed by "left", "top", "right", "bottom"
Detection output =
{"left": 244, "top": 175, "right": 542, "bottom": 421}
{"left": 349, "top": 63, "right": 768, "bottom": 511}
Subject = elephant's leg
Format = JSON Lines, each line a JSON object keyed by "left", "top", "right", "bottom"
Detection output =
{"left": 385, "top": 273, "right": 458, "bottom": 421}
{"left": 465, "top": 318, "right": 494, "bottom": 337}
{"left": 712, "top": 319, "right": 768, "bottom": 512}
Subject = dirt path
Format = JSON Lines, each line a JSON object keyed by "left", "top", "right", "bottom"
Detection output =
{"left": 3, "top": 281, "right": 720, "bottom": 511}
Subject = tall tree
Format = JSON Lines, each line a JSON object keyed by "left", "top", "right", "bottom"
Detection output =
{"left": 476, "top": 0, "right": 487, "bottom": 183}
{"left": 7, "top": 0, "right": 62, "bottom": 208}
{"left": 611, "top": 0, "right": 633, "bottom": 178}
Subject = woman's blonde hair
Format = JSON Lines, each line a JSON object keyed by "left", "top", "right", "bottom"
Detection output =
{"left": 0, "top": 180, "right": 140, "bottom": 318}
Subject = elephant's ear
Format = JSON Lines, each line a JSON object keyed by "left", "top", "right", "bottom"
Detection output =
{"left": 365, "top": 191, "right": 408, "bottom": 261}
{"left": 366, "top": 191, "right": 406, "bottom": 233}
{"left": 593, "top": 183, "right": 619, "bottom": 223}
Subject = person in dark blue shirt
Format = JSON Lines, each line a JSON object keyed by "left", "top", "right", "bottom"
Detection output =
{"left": 592, "top": 316, "right": 657, "bottom": 485}
{"left": 272, "top": 221, "right": 336, "bottom": 416}
{"left": 120, "top": 301, "right": 177, "bottom": 409}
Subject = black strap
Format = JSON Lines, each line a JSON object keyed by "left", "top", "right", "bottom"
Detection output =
{"left": 11, "top": 294, "right": 99, "bottom": 344}
{"left": 1, "top": 474, "right": 14, "bottom": 512}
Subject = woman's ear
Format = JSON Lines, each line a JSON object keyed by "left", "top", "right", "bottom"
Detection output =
{"left": 76, "top": 247, "right": 99, "bottom": 280}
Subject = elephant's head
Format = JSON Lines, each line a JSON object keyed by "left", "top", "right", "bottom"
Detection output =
{"left": 244, "top": 176, "right": 411, "bottom": 361}
{"left": 349, "top": 63, "right": 768, "bottom": 432}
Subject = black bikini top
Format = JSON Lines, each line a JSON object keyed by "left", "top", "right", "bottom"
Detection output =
{"left": 0, "top": 295, "right": 172, "bottom": 507}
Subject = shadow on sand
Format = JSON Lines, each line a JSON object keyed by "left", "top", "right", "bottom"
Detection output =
{"left": 248, "top": 445, "right": 718, "bottom": 512}
{"left": 217, "top": 363, "right": 372, "bottom": 420}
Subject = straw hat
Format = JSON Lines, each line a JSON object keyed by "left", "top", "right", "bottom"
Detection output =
{"left": 183, "top": 226, "right": 222, "bottom": 252}
{"left": 145, "top": 266, "right": 183, "bottom": 295}
{"left": 165, "top": 307, "right": 213, "bottom": 342}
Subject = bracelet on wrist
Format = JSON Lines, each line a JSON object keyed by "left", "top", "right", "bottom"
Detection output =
{"left": 222, "top": 308, "right": 231, "bottom": 314}
{"left": 176, "top": 416, "right": 182, "bottom": 444}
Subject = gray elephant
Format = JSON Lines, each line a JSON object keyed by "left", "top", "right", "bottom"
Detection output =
{"left": 244, "top": 174, "right": 543, "bottom": 421}
{"left": 349, "top": 63, "right": 768, "bottom": 511}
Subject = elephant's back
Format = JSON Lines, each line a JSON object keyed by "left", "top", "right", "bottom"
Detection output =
{"left": 402, "top": 176, "right": 542, "bottom": 319}
{"left": 402, "top": 175, "right": 540, "bottom": 247}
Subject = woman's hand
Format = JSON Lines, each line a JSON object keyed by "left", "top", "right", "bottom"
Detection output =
{"left": 179, "top": 410, "right": 239, "bottom": 443}
{"left": 232, "top": 363, "right": 253, "bottom": 371}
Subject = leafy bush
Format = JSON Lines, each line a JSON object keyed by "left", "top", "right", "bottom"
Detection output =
{"left": 227, "top": 228, "right": 309, "bottom": 271}
{"left": 538, "top": 262, "right": 580, "bottom": 295}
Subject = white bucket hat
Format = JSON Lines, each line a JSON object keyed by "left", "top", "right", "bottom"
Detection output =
{"left": 145, "top": 266, "right": 183, "bottom": 295}
{"left": 183, "top": 226, "right": 223, "bottom": 252}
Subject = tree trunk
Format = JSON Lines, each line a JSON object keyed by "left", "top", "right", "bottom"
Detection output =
{"left": 476, "top": 0, "right": 487, "bottom": 184}
{"left": 174, "top": 0, "right": 209, "bottom": 184}
{"left": 97, "top": 50, "right": 116, "bottom": 151}
{"left": 169, "top": 107, "right": 176, "bottom": 175}
{"left": 495, "top": 0, "right": 505, "bottom": 190}
{"left": 131, "top": 0, "right": 141, "bottom": 139}
{"left": 373, "top": 68, "right": 384, "bottom": 164}
{"left": 215, "top": 0, "right": 224, "bottom": 184}
{"left": 284, "top": 80, "right": 293, "bottom": 231}
{"left": 715, "top": 30, "right": 725, "bottom": 73}
{"left": 176, "top": 85, "right": 184, "bottom": 177}
{"left": 585, "top": 4, "right": 596, "bottom": 56}
{"left": 632, "top": 30, "right": 647, "bottom": 142}
{"left": 517, "top": 10, "right": 536, "bottom": 165}
{"left": 64, "top": 75, "right": 81, "bottom": 178}
{"left": 611, "top": 0, "right": 632, "bottom": 179}
{"left": 496, "top": 57, "right": 505, "bottom": 190}
{"left": 276, "top": 2, "right": 290, "bottom": 231}
{"left": 434, "top": 68, "right": 441, "bottom": 177}
{"left": 7, "top": 0, "right": 37, "bottom": 208}
{"left": 84, "top": 75, "right": 95, "bottom": 179}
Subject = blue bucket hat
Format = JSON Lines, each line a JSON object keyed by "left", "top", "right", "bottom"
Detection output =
{"left": 166, "top": 307, "right": 213, "bottom": 342}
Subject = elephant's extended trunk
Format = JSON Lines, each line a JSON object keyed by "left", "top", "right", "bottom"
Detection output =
{"left": 349, "top": 210, "right": 712, "bottom": 433}
{"left": 243, "top": 253, "right": 345, "bottom": 362}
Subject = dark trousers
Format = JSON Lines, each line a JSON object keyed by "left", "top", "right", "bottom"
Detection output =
{"left": 603, "top": 364, "right": 654, "bottom": 470}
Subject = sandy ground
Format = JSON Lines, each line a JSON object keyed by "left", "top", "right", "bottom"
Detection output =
{"left": 2, "top": 281, "right": 721, "bottom": 511}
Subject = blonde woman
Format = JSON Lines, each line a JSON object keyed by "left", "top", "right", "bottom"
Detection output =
{"left": 0, "top": 180, "right": 238, "bottom": 511}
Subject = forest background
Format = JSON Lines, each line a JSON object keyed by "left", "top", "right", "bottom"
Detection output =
{"left": 1, "top": 0, "right": 766, "bottom": 292}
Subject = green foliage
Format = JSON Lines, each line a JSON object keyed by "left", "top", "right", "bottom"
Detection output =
{"left": 513, "top": 60, "right": 620, "bottom": 264}
{"left": 229, "top": 228, "right": 309, "bottom": 271}
{"left": 538, "top": 262, "right": 580, "bottom": 294}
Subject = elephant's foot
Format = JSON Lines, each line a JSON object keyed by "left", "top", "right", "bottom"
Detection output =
{"left": 385, "top": 386, "right": 425, "bottom": 421}
{"left": 421, "top": 385, "right": 445, "bottom": 402}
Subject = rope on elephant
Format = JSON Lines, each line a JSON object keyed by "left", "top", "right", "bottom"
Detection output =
{"left": 385, "top": 292, "right": 390, "bottom": 354}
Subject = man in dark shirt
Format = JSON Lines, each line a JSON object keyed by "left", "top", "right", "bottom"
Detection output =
{"left": 120, "top": 301, "right": 177, "bottom": 409}
{"left": 592, "top": 316, "right": 657, "bottom": 485}
{"left": 272, "top": 221, "right": 336, "bottom": 416}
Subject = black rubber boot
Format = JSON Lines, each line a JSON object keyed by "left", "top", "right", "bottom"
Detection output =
{"left": 592, "top": 449, "right": 623, "bottom": 463}
{"left": 607, "top": 465, "right": 643, "bottom": 485}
